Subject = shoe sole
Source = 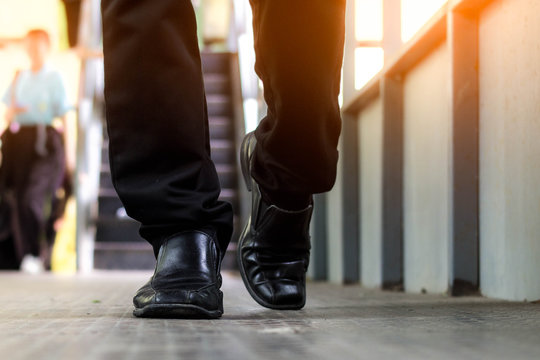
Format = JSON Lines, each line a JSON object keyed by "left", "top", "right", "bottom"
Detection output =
{"left": 237, "top": 134, "right": 305, "bottom": 311}
{"left": 133, "top": 304, "right": 223, "bottom": 319}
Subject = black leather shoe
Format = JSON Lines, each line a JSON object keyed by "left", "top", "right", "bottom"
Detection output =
{"left": 238, "top": 132, "right": 313, "bottom": 310}
{"left": 133, "top": 231, "right": 223, "bottom": 319}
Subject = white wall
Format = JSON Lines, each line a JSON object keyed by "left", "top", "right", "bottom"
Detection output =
{"left": 358, "top": 98, "right": 384, "bottom": 288}
{"left": 327, "top": 139, "right": 344, "bottom": 283}
{"left": 479, "top": 0, "right": 540, "bottom": 301}
{"left": 403, "top": 43, "right": 452, "bottom": 294}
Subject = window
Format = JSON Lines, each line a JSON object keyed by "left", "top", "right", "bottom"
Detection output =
{"left": 401, "top": 0, "right": 448, "bottom": 42}
{"left": 353, "top": 0, "right": 448, "bottom": 90}
{"left": 354, "top": 0, "right": 384, "bottom": 90}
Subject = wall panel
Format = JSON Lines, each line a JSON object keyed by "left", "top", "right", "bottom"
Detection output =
{"left": 479, "top": 0, "right": 540, "bottom": 301}
{"left": 403, "top": 43, "right": 452, "bottom": 293}
{"left": 358, "top": 98, "right": 384, "bottom": 287}
{"left": 327, "top": 139, "right": 345, "bottom": 283}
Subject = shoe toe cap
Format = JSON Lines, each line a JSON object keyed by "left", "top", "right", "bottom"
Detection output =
{"left": 254, "top": 280, "right": 306, "bottom": 309}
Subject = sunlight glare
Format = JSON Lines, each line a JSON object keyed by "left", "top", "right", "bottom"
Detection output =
{"left": 401, "top": 0, "right": 448, "bottom": 42}
{"left": 355, "top": 0, "right": 383, "bottom": 41}
{"left": 355, "top": 47, "right": 384, "bottom": 90}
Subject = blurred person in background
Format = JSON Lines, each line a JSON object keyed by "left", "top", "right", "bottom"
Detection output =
{"left": 0, "top": 29, "right": 70, "bottom": 273}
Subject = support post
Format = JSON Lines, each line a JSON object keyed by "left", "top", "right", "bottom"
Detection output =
{"left": 448, "top": 9, "right": 480, "bottom": 295}
{"left": 311, "top": 193, "right": 328, "bottom": 281}
{"left": 381, "top": 75, "right": 404, "bottom": 289}
{"left": 342, "top": 113, "right": 360, "bottom": 283}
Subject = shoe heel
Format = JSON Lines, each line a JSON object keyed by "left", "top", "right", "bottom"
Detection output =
{"left": 240, "top": 133, "right": 254, "bottom": 192}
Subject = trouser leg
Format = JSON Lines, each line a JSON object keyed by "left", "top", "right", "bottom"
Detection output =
{"left": 17, "top": 136, "right": 64, "bottom": 258}
{"left": 249, "top": 0, "right": 346, "bottom": 208}
{"left": 101, "top": 0, "right": 233, "bottom": 254}
{"left": 3, "top": 128, "right": 34, "bottom": 262}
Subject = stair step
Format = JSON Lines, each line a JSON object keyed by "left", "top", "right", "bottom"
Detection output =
{"left": 204, "top": 74, "right": 230, "bottom": 95}
{"left": 93, "top": 241, "right": 238, "bottom": 270}
{"left": 209, "top": 116, "right": 234, "bottom": 140}
{"left": 95, "top": 217, "right": 144, "bottom": 243}
{"left": 215, "top": 164, "right": 238, "bottom": 189}
{"left": 98, "top": 190, "right": 123, "bottom": 217}
{"left": 207, "top": 95, "right": 232, "bottom": 117}
{"left": 101, "top": 146, "right": 109, "bottom": 165}
{"left": 99, "top": 170, "right": 114, "bottom": 191}
{"left": 210, "top": 139, "right": 236, "bottom": 164}
{"left": 93, "top": 242, "right": 155, "bottom": 270}
{"left": 201, "top": 52, "right": 230, "bottom": 74}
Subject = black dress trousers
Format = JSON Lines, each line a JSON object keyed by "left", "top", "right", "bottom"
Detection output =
{"left": 101, "top": 0, "right": 345, "bottom": 254}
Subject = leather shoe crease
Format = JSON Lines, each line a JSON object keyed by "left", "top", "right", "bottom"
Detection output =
{"left": 133, "top": 230, "right": 223, "bottom": 318}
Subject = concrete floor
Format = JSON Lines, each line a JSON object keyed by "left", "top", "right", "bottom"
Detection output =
{"left": 0, "top": 272, "right": 539, "bottom": 360}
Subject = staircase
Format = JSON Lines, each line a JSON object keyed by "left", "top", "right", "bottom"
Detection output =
{"left": 93, "top": 52, "right": 242, "bottom": 270}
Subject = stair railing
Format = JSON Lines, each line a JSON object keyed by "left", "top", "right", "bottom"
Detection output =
{"left": 74, "top": 0, "right": 104, "bottom": 272}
